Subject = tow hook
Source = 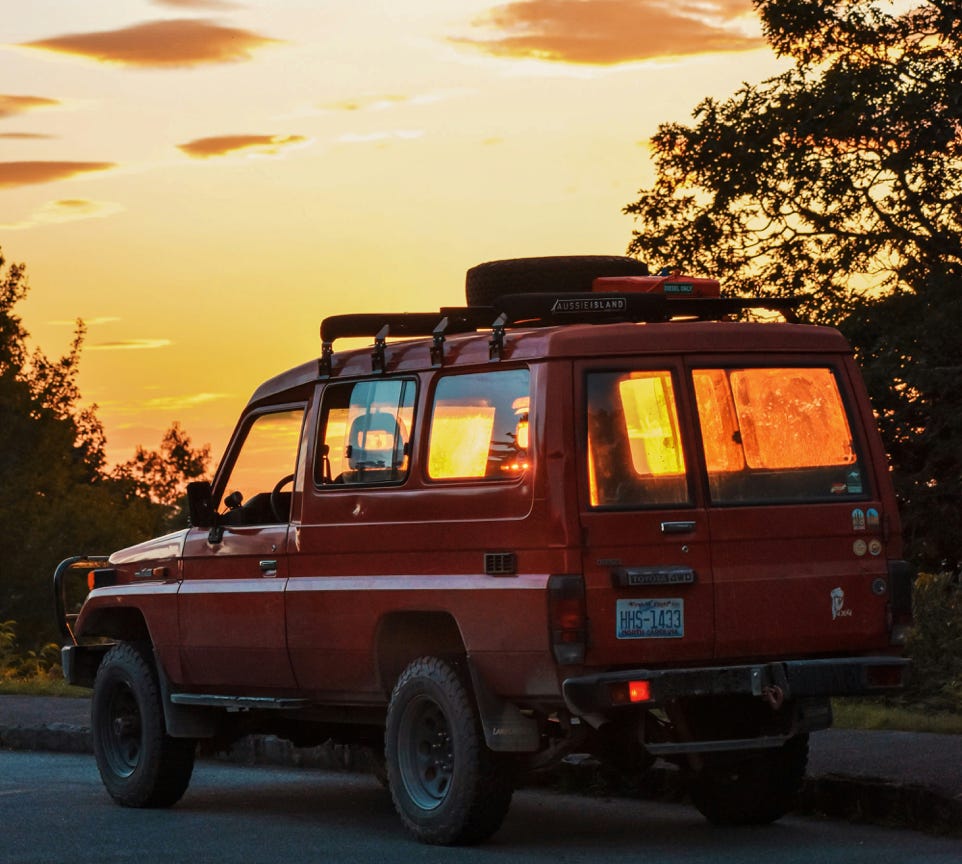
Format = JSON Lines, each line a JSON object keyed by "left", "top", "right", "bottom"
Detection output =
{"left": 761, "top": 685, "right": 784, "bottom": 710}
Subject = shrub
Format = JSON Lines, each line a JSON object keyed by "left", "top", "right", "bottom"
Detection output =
{"left": 903, "top": 571, "right": 962, "bottom": 713}
{"left": 0, "top": 619, "right": 61, "bottom": 681}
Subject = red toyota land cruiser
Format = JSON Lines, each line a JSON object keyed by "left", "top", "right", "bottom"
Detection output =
{"left": 55, "top": 256, "right": 912, "bottom": 845}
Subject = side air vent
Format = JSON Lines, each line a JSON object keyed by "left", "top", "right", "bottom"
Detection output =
{"left": 484, "top": 552, "right": 517, "bottom": 576}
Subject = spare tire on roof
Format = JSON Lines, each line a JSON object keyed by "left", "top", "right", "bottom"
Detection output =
{"left": 465, "top": 255, "right": 649, "bottom": 307}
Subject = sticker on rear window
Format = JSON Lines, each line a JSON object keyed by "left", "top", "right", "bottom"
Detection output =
{"left": 616, "top": 598, "right": 683, "bottom": 639}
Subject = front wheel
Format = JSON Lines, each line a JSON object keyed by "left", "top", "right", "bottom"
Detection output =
{"left": 91, "top": 642, "right": 195, "bottom": 808}
{"left": 385, "top": 657, "right": 514, "bottom": 845}
{"left": 690, "top": 734, "right": 809, "bottom": 825}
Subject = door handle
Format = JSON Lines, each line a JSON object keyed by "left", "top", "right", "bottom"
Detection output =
{"left": 660, "top": 521, "right": 696, "bottom": 534}
{"left": 259, "top": 559, "right": 278, "bottom": 576}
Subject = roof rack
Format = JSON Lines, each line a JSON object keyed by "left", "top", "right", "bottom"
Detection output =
{"left": 318, "top": 292, "right": 803, "bottom": 376}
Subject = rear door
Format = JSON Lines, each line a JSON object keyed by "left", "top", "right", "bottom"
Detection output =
{"left": 577, "top": 362, "right": 714, "bottom": 665}
{"left": 691, "top": 359, "right": 892, "bottom": 659}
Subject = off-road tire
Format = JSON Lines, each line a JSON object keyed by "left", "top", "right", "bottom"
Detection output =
{"left": 385, "top": 656, "right": 514, "bottom": 845}
{"left": 465, "top": 255, "right": 649, "bottom": 307}
{"left": 690, "top": 734, "right": 809, "bottom": 825}
{"left": 91, "top": 642, "right": 196, "bottom": 808}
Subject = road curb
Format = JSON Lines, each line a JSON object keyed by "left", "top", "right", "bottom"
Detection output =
{"left": 0, "top": 723, "right": 92, "bottom": 755}
{"left": 799, "top": 773, "right": 962, "bottom": 837}
{"left": 3, "top": 721, "right": 960, "bottom": 836}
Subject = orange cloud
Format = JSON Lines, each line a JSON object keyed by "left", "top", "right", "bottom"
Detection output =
{"left": 1, "top": 198, "right": 125, "bottom": 231}
{"left": 0, "top": 132, "right": 56, "bottom": 140}
{"left": 456, "top": 0, "right": 762, "bottom": 65}
{"left": 0, "top": 94, "right": 61, "bottom": 119}
{"left": 21, "top": 19, "right": 280, "bottom": 69}
{"left": 142, "top": 392, "right": 230, "bottom": 410}
{"left": 177, "top": 133, "right": 306, "bottom": 158}
{"left": 87, "top": 338, "right": 174, "bottom": 352}
{"left": 0, "top": 161, "right": 115, "bottom": 188}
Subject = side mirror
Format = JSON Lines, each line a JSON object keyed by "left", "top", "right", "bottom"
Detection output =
{"left": 186, "top": 480, "right": 215, "bottom": 528}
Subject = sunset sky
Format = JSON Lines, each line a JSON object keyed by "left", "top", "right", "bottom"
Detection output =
{"left": 3, "top": 0, "right": 786, "bottom": 468}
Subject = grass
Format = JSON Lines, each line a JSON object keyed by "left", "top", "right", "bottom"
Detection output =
{"left": 832, "top": 699, "right": 962, "bottom": 735}
{"left": 0, "top": 676, "right": 89, "bottom": 697}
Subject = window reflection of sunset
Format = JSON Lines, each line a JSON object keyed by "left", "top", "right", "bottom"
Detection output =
{"left": 693, "top": 370, "right": 745, "bottom": 472}
{"left": 695, "top": 368, "right": 856, "bottom": 470}
{"left": 428, "top": 407, "right": 495, "bottom": 479}
{"left": 323, "top": 414, "right": 349, "bottom": 480}
{"left": 618, "top": 373, "right": 685, "bottom": 476}
{"left": 222, "top": 409, "right": 303, "bottom": 504}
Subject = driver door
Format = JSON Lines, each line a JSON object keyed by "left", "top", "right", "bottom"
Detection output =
{"left": 179, "top": 405, "right": 306, "bottom": 691}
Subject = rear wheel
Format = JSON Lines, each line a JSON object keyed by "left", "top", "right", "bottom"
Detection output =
{"left": 385, "top": 656, "right": 514, "bottom": 845}
{"left": 690, "top": 734, "right": 809, "bottom": 825}
{"left": 92, "top": 642, "right": 195, "bottom": 808}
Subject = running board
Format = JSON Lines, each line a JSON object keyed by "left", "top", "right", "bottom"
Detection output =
{"left": 644, "top": 734, "right": 789, "bottom": 756}
{"left": 170, "top": 693, "right": 308, "bottom": 711}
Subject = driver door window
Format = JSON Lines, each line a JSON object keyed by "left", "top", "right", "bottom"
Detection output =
{"left": 219, "top": 407, "right": 305, "bottom": 525}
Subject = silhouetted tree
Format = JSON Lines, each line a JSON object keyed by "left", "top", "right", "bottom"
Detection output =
{"left": 0, "top": 249, "right": 210, "bottom": 647}
{"left": 114, "top": 421, "right": 210, "bottom": 530}
{"left": 624, "top": 0, "right": 962, "bottom": 566}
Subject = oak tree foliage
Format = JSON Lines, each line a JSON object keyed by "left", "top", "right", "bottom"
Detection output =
{"left": 0, "top": 250, "right": 209, "bottom": 647}
{"left": 625, "top": 0, "right": 962, "bottom": 566}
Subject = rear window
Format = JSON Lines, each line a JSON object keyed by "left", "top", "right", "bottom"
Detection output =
{"left": 586, "top": 370, "right": 689, "bottom": 508}
{"left": 693, "top": 367, "right": 865, "bottom": 503}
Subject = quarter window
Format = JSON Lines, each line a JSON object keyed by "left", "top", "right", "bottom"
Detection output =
{"left": 427, "top": 370, "right": 530, "bottom": 480}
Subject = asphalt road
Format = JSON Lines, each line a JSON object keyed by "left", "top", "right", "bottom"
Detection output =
{"left": 2, "top": 751, "right": 960, "bottom": 864}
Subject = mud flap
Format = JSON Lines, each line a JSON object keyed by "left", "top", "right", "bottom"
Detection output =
{"left": 466, "top": 660, "right": 540, "bottom": 752}
{"left": 154, "top": 653, "right": 219, "bottom": 739}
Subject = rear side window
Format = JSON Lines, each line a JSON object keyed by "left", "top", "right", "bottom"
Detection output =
{"left": 427, "top": 369, "right": 530, "bottom": 480}
{"left": 586, "top": 370, "right": 689, "bottom": 508}
{"left": 693, "top": 367, "right": 864, "bottom": 503}
{"left": 316, "top": 379, "right": 415, "bottom": 486}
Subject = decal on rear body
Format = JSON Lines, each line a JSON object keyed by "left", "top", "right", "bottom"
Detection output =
{"left": 831, "top": 587, "right": 853, "bottom": 620}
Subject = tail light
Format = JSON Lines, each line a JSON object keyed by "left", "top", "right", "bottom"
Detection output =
{"left": 548, "top": 573, "right": 586, "bottom": 665}
{"left": 610, "top": 679, "right": 653, "bottom": 705}
{"left": 887, "top": 559, "right": 915, "bottom": 645}
{"left": 865, "top": 662, "right": 908, "bottom": 689}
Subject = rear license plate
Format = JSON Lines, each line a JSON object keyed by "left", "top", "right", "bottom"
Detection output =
{"left": 616, "top": 598, "right": 684, "bottom": 639}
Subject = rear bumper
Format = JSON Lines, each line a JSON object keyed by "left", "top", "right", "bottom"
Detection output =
{"left": 562, "top": 656, "right": 910, "bottom": 719}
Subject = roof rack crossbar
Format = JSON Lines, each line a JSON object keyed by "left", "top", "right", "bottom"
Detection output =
{"left": 317, "top": 293, "right": 804, "bottom": 376}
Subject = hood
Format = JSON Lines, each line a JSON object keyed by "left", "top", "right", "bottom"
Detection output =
{"left": 108, "top": 529, "right": 190, "bottom": 566}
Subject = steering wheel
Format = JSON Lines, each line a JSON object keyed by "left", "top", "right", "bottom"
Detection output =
{"left": 270, "top": 473, "right": 295, "bottom": 522}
